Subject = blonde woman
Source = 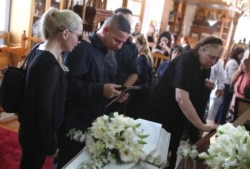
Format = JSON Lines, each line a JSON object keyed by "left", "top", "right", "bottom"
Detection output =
{"left": 18, "top": 8, "right": 82, "bottom": 169}
{"left": 146, "top": 24, "right": 157, "bottom": 51}
{"left": 125, "top": 35, "right": 153, "bottom": 118}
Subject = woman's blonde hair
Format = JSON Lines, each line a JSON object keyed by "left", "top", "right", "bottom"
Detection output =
{"left": 37, "top": 7, "right": 82, "bottom": 40}
{"left": 136, "top": 35, "right": 153, "bottom": 64}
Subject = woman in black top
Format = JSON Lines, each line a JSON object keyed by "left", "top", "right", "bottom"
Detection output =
{"left": 18, "top": 8, "right": 82, "bottom": 169}
{"left": 146, "top": 24, "right": 157, "bottom": 51}
{"left": 141, "top": 36, "right": 224, "bottom": 169}
{"left": 152, "top": 31, "right": 172, "bottom": 56}
{"left": 126, "top": 35, "right": 153, "bottom": 118}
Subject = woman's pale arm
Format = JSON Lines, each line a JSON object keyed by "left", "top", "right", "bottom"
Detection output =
{"left": 175, "top": 88, "right": 216, "bottom": 131}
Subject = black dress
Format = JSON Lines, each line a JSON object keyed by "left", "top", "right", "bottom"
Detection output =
{"left": 125, "top": 54, "right": 153, "bottom": 118}
{"left": 141, "top": 51, "right": 211, "bottom": 169}
{"left": 18, "top": 48, "right": 67, "bottom": 169}
{"left": 147, "top": 35, "right": 154, "bottom": 51}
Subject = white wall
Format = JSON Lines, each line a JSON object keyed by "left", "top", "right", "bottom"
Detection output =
{"left": 10, "top": 0, "right": 31, "bottom": 44}
{"left": 0, "top": 0, "right": 10, "bottom": 31}
{"left": 234, "top": 15, "right": 250, "bottom": 43}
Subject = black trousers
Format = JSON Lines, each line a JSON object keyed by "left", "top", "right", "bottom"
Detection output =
{"left": 19, "top": 131, "right": 46, "bottom": 169}
{"left": 54, "top": 130, "right": 85, "bottom": 169}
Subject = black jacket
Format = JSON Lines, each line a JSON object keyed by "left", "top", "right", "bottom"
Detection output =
{"left": 19, "top": 48, "right": 67, "bottom": 156}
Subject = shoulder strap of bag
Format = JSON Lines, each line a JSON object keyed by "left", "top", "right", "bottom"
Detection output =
{"left": 20, "top": 42, "right": 41, "bottom": 69}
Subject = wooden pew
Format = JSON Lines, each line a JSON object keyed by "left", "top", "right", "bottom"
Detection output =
{"left": 151, "top": 52, "right": 170, "bottom": 72}
{"left": 1, "top": 30, "right": 42, "bottom": 67}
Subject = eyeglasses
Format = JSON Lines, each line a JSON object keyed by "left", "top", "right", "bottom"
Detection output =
{"left": 69, "top": 30, "right": 83, "bottom": 41}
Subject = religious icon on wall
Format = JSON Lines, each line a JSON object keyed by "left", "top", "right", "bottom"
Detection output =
{"left": 193, "top": 6, "right": 229, "bottom": 28}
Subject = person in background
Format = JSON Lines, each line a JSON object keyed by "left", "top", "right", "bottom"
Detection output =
{"left": 214, "top": 47, "right": 245, "bottom": 124}
{"left": 156, "top": 44, "right": 183, "bottom": 79}
{"left": 55, "top": 14, "right": 131, "bottom": 168}
{"left": 125, "top": 34, "right": 153, "bottom": 119}
{"left": 171, "top": 32, "right": 179, "bottom": 46}
{"left": 18, "top": 7, "right": 83, "bottom": 169}
{"left": 231, "top": 58, "right": 250, "bottom": 108}
{"left": 132, "top": 20, "right": 142, "bottom": 42}
{"left": 206, "top": 58, "right": 225, "bottom": 125}
{"left": 104, "top": 7, "right": 139, "bottom": 114}
{"left": 180, "top": 35, "right": 191, "bottom": 52}
{"left": 141, "top": 36, "right": 223, "bottom": 169}
{"left": 152, "top": 31, "right": 172, "bottom": 56}
{"left": 146, "top": 24, "right": 157, "bottom": 51}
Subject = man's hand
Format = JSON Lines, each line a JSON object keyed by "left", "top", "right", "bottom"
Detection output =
{"left": 103, "top": 84, "right": 121, "bottom": 98}
{"left": 205, "top": 79, "right": 215, "bottom": 90}
{"left": 116, "top": 92, "right": 129, "bottom": 103}
{"left": 215, "top": 89, "right": 223, "bottom": 97}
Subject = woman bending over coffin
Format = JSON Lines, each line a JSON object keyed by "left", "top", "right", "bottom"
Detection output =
{"left": 141, "top": 36, "right": 223, "bottom": 169}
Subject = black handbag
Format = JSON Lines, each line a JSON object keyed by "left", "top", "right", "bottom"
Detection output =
{"left": 0, "top": 43, "right": 39, "bottom": 113}
{"left": 0, "top": 64, "right": 27, "bottom": 113}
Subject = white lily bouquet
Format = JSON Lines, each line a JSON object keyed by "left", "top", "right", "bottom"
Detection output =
{"left": 177, "top": 123, "right": 250, "bottom": 169}
{"left": 67, "top": 112, "right": 167, "bottom": 169}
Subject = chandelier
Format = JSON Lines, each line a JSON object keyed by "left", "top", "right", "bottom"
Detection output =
{"left": 222, "top": 0, "right": 250, "bottom": 15}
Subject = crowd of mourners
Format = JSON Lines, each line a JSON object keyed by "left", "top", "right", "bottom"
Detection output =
{"left": 14, "top": 6, "right": 250, "bottom": 169}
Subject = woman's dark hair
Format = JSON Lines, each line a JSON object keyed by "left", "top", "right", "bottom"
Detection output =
{"left": 230, "top": 47, "right": 245, "bottom": 64}
{"left": 105, "top": 14, "right": 131, "bottom": 34}
{"left": 170, "top": 44, "right": 183, "bottom": 59}
{"left": 156, "top": 31, "right": 172, "bottom": 49}
{"left": 114, "top": 7, "right": 133, "bottom": 15}
{"left": 243, "top": 58, "right": 249, "bottom": 65}
{"left": 192, "top": 36, "right": 223, "bottom": 57}
{"left": 172, "top": 32, "right": 178, "bottom": 39}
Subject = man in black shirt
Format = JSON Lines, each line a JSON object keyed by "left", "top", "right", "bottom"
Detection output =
{"left": 55, "top": 14, "right": 131, "bottom": 168}
{"left": 105, "top": 7, "right": 139, "bottom": 115}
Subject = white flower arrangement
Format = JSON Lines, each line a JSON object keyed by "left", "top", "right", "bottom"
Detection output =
{"left": 67, "top": 112, "right": 167, "bottom": 169}
{"left": 177, "top": 144, "right": 199, "bottom": 160}
{"left": 177, "top": 123, "right": 250, "bottom": 169}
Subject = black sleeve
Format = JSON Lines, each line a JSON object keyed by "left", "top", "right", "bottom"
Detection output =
{"left": 138, "top": 54, "right": 150, "bottom": 83}
{"left": 66, "top": 42, "right": 103, "bottom": 98}
{"left": 172, "top": 56, "right": 192, "bottom": 92}
{"left": 121, "top": 42, "right": 139, "bottom": 75}
{"left": 36, "top": 63, "right": 60, "bottom": 155}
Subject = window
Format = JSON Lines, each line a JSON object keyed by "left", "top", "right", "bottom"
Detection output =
{"left": 0, "top": 0, "right": 10, "bottom": 31}
{"left": 0, "top": 0, "right": 10, "bottom": 45}
{"left": 106, "top": 0, "right": 123, "bottom": 11}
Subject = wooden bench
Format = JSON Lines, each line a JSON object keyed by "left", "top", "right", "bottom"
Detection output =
{"left": 151, "top": 52, "right": 170, "bottom": 72}
{"left": 1, "top": 30, "right": 42, "bottom": 67}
